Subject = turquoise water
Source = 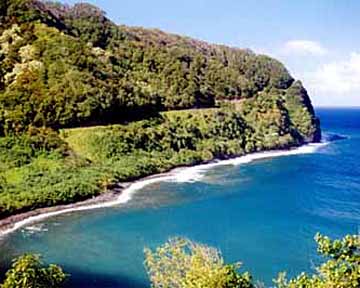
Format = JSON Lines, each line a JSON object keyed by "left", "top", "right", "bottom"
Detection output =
{"left": 0, "top": 108, "right": 359, "bottom": 287}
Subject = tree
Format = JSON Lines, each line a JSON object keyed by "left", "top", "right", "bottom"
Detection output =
{"left": 144, "top": 237, "right": 254, "bottom": 288}
{"left": 274, "top": 233, "right": 360, "bottom": 288}
{"left": 1, "top": 254, "right": 67, "bottom": 288}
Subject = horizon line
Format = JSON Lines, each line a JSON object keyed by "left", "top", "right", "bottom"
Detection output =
{"left": 315, "top": 105, "right": 360, "bottom": 108}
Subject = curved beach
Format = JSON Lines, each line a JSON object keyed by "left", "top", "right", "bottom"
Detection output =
{"left": 0, "top": 143, "right": 326, "bottom": 238}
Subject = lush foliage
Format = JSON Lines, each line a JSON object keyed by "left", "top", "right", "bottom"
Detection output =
{"left": 0, "top": 108, "right": 303, "bottom": 217}
{"left": 274, "top": 233, "right": 360, "bottom": 288}
{"left": 144, "top": 237, "right": 253, "bottom": 288}
{"left": 144, "top": 234, "right": 359, "bottom": 288}
{"left": 0, "top": 0, "right": 319, "bottom": 135}
{"left": 1, "top": 234, "right": 357, "bottom": 287}
{"left": 1, "top": 254, "right": 67, "bottom": 288}
{"left": 0, "top": 125, "right": 104, "bottom": 217}
{"left": 0, "top": 0, "right": 321, "bottom": 218}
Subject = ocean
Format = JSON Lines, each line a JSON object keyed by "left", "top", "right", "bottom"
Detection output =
{"left": 0, "top": 108, "right": 359, "bottom": 287}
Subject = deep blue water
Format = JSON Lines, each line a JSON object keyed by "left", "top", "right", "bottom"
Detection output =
{"left": 0, "top": 108, "right": 359, "bottom": 287}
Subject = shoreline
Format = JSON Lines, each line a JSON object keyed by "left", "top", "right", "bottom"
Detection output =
{"left": 0, "top": 142, "right": 327, "bottom": 238}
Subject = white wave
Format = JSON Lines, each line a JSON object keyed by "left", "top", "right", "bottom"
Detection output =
{"left": 22, "top": 224, "right": 48, "bottom": 235}
{"left": 225, "top": 142, "right": 328, "bottom": 166}
{"left": 168, "top": 142, "right": 328, "bottom": 182}
{"left": 169, "top": 162, "right": 220, "bottom": 183}
{"left": 116, "top": 175, "right": 174, "bottom": 203}
{"left": 0, "top": 142, "right": 327, "bottom": 238}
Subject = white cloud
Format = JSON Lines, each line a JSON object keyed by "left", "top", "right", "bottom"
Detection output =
{"left": 309, "top": 52, "right": 360, "bottom": 94}
{"left": 283, "top": 40, "right": 328, "bottom": 56}
{"left": 255, "top": 41, "right": 359, "bottom": 105}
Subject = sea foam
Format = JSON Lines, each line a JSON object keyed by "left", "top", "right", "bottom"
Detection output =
{"left": 0, "top": 142, "right": 327, "bottom": 237}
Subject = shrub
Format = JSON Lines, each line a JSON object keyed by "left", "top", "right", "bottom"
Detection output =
{"left": 1, "top": 254, "right": 67, "bottom": 288}
{"left": 274, "top": 233, "right": 360, "bottom": 288}
{"left": 144, "top": 237, "right": 254, "bottom": 288}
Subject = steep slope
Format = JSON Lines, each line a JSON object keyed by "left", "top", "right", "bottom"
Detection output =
{"left": 0, "top": 0, "right": 321, "bottom": 218}
{"left": 0, "top": 0, "right": 320, "bottom": 138}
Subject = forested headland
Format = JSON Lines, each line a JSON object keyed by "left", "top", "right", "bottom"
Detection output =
{"left": 0, "top": 0, "right": 321, "bottom": 218}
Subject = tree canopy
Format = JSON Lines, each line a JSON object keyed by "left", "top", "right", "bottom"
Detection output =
{"left": 1, "top": 254, "right": 67, "bottom": 288}
{"left": 0, "top": 0, "right": 319, "bottom": 136}
{"left": 275, "top": 233, "right": 360, "bottom": 288}
{"left": 144, "top": 237, "right": 253, "bottom": 288}
{"left": 0, "top": 0, "right": 321, "bottom": 219}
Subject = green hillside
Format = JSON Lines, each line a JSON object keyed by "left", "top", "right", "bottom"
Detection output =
{"left": 0, "top": 0, "right": 321, "bottom": 218}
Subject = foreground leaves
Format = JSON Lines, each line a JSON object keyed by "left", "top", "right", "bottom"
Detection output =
{"left": 1, "top": 254, "right": 67, "bottom": 288}
{"left": 274, "top": 233, "right": 360, "bottom": 288}
{"left": 144, "top": 237, "right": 254, "bottom": 288}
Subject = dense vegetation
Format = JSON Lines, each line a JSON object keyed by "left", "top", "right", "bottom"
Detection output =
{"left": 145, "top": 237, "right": 253, "bottom": 288}
{"left": 0, "top": 108, "right": 300, "bottom": 217}
{"left": 0, "top": 0, "right": 320, "bottom": 133}
{"left": 1, "top": 254, "right": 67, "bottom": 288}
{"left": 276, "top": 233, "right": 360, "bottom": 288}
{"left": 144, "top": 234, "right": 359, "bottom": 288}
{"left": 0, "top": 0, "right": 321, "bottom": 218}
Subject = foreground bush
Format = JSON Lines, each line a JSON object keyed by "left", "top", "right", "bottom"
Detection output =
{"left": 1, "top": 254, "right": 67, "bottom": 288}
{"left": 274, "top": 233, "right": 360, "bottom": 288}
{"left": 145, "top": 234, "right": 359, "bottom": 288}
{"left": 1, "top": 234, "right": 358, "bottom": 287}
{"left": 144, "top": 237, "right": 254, "bottom": 288}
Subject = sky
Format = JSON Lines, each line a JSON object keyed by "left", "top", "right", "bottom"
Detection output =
{"left": 60, "top": 0, "right": 360, "bottom": 107}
